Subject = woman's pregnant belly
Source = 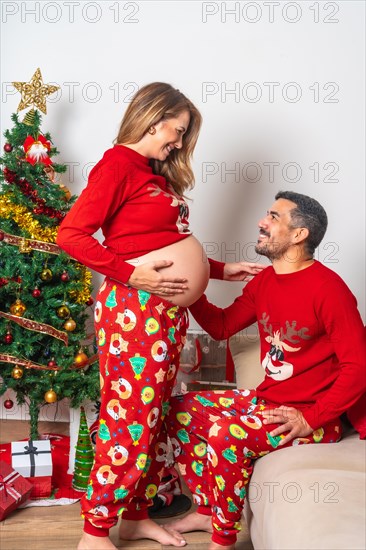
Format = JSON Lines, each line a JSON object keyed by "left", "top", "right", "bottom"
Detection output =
{"left": 126, "top": 235, "right": 210, "bottom": 307}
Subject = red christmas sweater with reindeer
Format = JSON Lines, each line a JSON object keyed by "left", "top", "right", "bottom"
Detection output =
{"left": 189, "top": 261, "right": 366, "bottom": 430}
{"left": 57, "top": 145, "right": 224, "bottom": 283}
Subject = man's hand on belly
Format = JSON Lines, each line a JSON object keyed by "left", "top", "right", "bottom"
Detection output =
{"left": 223, "top": 261, "right": 267, "bottom": 282}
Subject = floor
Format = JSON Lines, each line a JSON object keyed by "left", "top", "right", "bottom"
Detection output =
{"left": 0, "top": 420, "right": 254, "bottom": 550}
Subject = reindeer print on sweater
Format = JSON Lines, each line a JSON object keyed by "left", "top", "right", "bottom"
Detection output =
{"left": 259, "top": 313, "right": 310, "bottom": 381}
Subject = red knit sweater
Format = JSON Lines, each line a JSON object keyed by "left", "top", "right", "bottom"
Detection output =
{"left": 190, "top": 261, "right": 366, "bottom": 430}
{"left": 56, "top": 145, "right": 224, "bottom": 282}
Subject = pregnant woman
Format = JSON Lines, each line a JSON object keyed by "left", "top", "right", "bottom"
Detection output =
{"left": 57, "top": 82, "right": 263, "bottom": 550}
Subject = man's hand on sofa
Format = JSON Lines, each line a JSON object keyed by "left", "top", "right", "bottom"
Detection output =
{"left": 262, "top": 405, "right": 314, "bottom": 446}
{"left": 223, "top": 261, "right": 266, "bottom": 282}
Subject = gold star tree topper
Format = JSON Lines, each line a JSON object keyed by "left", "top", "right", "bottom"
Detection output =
{"left": 13, "top": 68, "right": 59, "bottom": 114}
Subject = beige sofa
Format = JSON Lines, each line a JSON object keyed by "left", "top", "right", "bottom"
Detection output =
{"left": 229, "top": 333, "right": 366, "bottom": 550}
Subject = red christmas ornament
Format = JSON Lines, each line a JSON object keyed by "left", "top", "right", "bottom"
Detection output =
{"left": 86, "top": 297, "right": 94, "bottom": 306}
{"left": 47, "top": 359, "right": 56, "bottom": 368}
{"left": 32, "top": 288, "right": 41, "bottom": 298}
{"left": 61, "top": 271, "right": 70, "bottom": 282}
{"left": 4, "top": 332, "right": 13, "bottom": 344}
{"left": 4, "top": 143, "right": 13, "bottom": 153}
{"left": 23, "top": 134, "right": 53, "bottom": 166}
{"left": 4, "top": 399, "right": 14, "bottom": 410}
{"left": 0, "top": 230, "right": 4, "bottom": 241}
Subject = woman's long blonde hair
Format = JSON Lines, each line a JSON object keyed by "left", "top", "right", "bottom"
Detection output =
{"left": 114, "top": 82, "right": 202, "bottom": 195}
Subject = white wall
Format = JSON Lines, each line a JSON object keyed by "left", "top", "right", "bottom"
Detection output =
{"left": 1, "top": 1, "right": 364, "bottom": 408}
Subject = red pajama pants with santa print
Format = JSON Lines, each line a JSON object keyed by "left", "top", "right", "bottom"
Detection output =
{"left": 165, "top": 389, "right": 341, "bottom": 546}
{"left": 82, "top": 277, "right": 188, "bottom": 537}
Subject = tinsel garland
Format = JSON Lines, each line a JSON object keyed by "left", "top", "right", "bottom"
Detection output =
{"left": 0, "top": 194, "right": 57, "bottom": 241}
{"left": 71, "top": 265, "right": 93, "bottom": 305}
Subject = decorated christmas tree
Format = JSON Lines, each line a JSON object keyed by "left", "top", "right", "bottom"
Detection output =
{"left": 0, "top": 68, "right": 99, "bottom": 440}
{"left": 72, "top": 407, "right": 95, "bottom": 491}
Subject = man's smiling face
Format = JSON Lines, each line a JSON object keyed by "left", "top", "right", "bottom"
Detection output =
{"left": 255, "top": 198, "right": 299, "bottom": 261}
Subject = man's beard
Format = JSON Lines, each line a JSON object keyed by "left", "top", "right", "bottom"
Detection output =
{"left": 255, "top": 239, "right": 292, "bottom": 261}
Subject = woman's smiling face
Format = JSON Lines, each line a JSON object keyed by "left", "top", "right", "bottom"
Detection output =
{"left": 148, "top": 110, "right": 190, "bottom": 161}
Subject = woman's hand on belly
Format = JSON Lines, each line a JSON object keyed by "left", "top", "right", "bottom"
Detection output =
{"left": 127, "top": 260, "right": 188, "bottom": 297}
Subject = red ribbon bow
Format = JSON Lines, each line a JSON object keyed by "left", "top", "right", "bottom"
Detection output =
{"left": 0, "top": 474, "right": 10, "bottom": 497}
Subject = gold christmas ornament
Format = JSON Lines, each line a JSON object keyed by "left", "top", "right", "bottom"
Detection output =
{"left": 40, "top": 268, "right": 53, "bottom": 282}
{"left": 13, "top": 68, "right": 59, "bottom": 115}
{"left": 44, "top": 389, "right": 57, "bottom": 403}
{"left": 12, "top": 366, "right": 24, "bottom": 379}
{"left": 64, "top": 318, "right": 76, "bottom": 331}
{"left": 57, "top": 305, "right": 70, "bottom": 319}
{"left": 10, "top": 298, "right": 27, "bottom": 317}
{"left": 73, "top": 350, "right": 89, "bottom": 367}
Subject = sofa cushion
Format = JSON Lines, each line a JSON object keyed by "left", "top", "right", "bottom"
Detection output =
{"left": 229, "top": 332, "right": 264, "bottom": 390}
{"left": 244, "top": 432, "right": 366, "bottom": 550}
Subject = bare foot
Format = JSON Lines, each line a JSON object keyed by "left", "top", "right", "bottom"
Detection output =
{"left": 208, "top": 543, "right": 235, "bottom": 550}
{"left": 77, "top": 532, "right": 117, "bottom": 550}
{"left": 119, "top": 518, "right": 186, "bottom": 546}
{"left": 165, "top": 511, "right": 213, "bottom": 534}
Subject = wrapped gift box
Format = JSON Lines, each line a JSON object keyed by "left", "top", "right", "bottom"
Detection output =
{"left": 11, "top": 440, "right": 53, "bottom": 499}
{"left": 0, "top": 461, "right": 33, "bottom": 521}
